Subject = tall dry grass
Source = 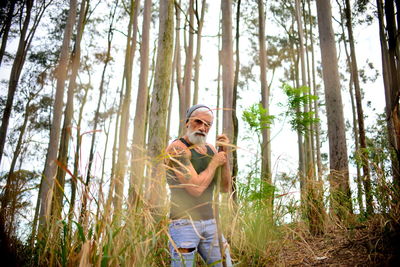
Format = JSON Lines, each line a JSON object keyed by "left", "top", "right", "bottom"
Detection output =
{"left": 27, "top": 145, "right": 400, "bottom": 266}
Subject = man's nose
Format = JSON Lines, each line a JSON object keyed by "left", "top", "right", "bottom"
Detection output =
{"left": 198, "top": 123, "right": 206, "bottom": 132}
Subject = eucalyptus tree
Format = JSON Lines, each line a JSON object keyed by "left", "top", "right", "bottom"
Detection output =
{"left": 316, "top": 0, "right": 353, "bottom": 219}
{"left": 83, "top": 0, "right": 118, "bottom": 220}
{"left": 221, "top": 0, "right": 234, "bottom": 146}
{"left": 342, "top": 0, "right": 373, "bottom": 215}
{"left": 130, "top": 0, "right": 152, "bottom": 206}
{"left": 113, "top": 0, "right": 140, "bottom": 217}
{"left": 0, "top": 0, "right": 19, "bottom": 67}
{"left": 338, "top": 22, "right": 364, "bottom": 214}
{"left": 231, "top": 0, "right": 241, "bottom": 199}
{"left": 295, "top": 0, "right": 325, "bottom": 235}
{"left": 0, "top": 0, "right": 51, "bottom": 167}
{"left": 174, "top": 1, "right": 184, "bottom": 135}
{"left": 270, "top": 0, "right": 307, "bottom": 186}
{"left": 177, "top": 0, "right": 194, "bottom": 135}
{"left": 39, "top": 0, "right": 77, "bottom": 229}
{"left": 192, "top": 0, "right": 206, "bottom": 105}
{"left": 147, "top": 0, "right": 174, "bottom": 207}
{"left": 336, "top": 0, "right": 365, "bottom": 215}
{"left": 52, "top": 0, "right": 88, "bottom": 223}
{"left": 306, "top": 0, "right": 322, "bottom": 183}
{"left": 376, "top": 0, "right": 400, "bottom": 196}
{"left": 257, "top": 0, "right": 272, "bottom": 212}
{"left": 0, "top": 69, "right": 45, "bottom": 238}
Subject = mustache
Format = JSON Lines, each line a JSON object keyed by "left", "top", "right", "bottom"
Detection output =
{"left": 193, "top": 131, "right": 206, "bottom": 136}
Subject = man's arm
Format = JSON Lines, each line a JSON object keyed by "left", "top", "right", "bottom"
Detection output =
{"left": 166, "top": 142, "right": 227, "bottom": 197}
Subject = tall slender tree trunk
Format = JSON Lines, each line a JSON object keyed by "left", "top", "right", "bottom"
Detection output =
{"left": 52, "top": 0, "right": 88, "bottom": 222}
{"left": 257, "top": 0, "right": 272, "bottom": 212}
{"left": 296, "top": 0, "right": 323, "bottom": 235}
{"left": 0, "top": 97, "right": 32, "bottom": 236}
{"left": 376, "top": 0, "right": 400, "bottom": 195}
{"left": 216, "top": 11, "right": 222, "bottom": 137}
{"left": 231, "top": 0, "right": 241, "bottom": 201}
{"left": 69, "top": 80, "right": 89, "bottom": 227}
{"left": 192, "top": 0, "right": 206, "bottom": 105}
{"left": 337, "top": 2, "right": 364, "bottom": 214}
{"left": 83, "top": 0, "right": 117, "bottom": 219}
{"left": 316, "top": 0, "right": 353, "bottom": 219}
{"left": 175, "top": 1, "right": 184, "bottom": 136}
{"left": 295, "top": 0, "right": 312, "bottom": 179}
{"left": 179, "top": 0, "right": 194, "bottom": 135}
{"left": 295, "top": 0, "right": 308, "bottom": 190}
{"left": 39, "top": 0, "right": 77, "bottom": 229}
{"left": 303, "top": 1, "right": 317, "bottom": 180}
{"left": 306, "top": 0, "right": 322, "bottom": 182}
{"left": 147, "top": 0, "right": 174, "bottom": 208}
{"left": 344, "top": 0, "right": 373, "bottom": 215}
{"left": 129, "top": 0, "right": 152, "bottom": 206}
{"left": 221, "top": 0, "right": 234, "bottom": 145}
{"left": 0, "top": 0, "right": 33, "bottom": 167}
{"left": 167, "top": 18, "right": 178, "bottom": 143}
{"left": 113, "top": 0, "right": 140, "bottom": 218}
{"left": 0, "top": 1, "right": 15, "bottom": 67}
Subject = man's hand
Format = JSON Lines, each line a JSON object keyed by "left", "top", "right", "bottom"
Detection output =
{"left": 216, "top": 134, "right": 230, "bottom": 152}
{"left": 212, "top": 151, "right": 227, "bottom": 167}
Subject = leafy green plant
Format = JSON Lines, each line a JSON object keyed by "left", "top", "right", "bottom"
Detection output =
{"left": 242, "top": 103, "right": 275, "bottom": 134}
{"left": 281, "top": 84, "right": 319, "bottom": 134}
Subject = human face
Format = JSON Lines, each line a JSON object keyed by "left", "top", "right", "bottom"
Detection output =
{"left": 186, "top": 109, "right": 213, "bottom": 145}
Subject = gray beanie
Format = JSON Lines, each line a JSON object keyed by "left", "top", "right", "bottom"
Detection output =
{"left": 185, "top": 104, "right": 213, "bottom": 123}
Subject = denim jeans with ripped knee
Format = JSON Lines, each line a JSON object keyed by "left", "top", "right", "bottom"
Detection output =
{"left": 169, "top": 218, "right": 233, "bottom": 267}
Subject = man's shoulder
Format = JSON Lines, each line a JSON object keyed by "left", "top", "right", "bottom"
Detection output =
{"left": 166, "top": 139, "right": 189, "bottom": 154}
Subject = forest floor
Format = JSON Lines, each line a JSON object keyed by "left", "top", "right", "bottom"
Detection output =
{"left": 276, "top": 216, "right": 400, "bottom": 266}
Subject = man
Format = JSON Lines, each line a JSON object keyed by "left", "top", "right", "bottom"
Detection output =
{"left": 165, "top": 104, "right": 233, "bottom": 267}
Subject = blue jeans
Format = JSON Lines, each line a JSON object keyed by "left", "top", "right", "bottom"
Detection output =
{"left": 169, "top": 218, "right": 233, "bottom": 267}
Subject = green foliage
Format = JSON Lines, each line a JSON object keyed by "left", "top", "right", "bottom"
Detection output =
{"left": 281, "top": 83, "right": 319, "bottom": 134}
{"left": 242, "top": 103, "right": 275, "bottom": 133}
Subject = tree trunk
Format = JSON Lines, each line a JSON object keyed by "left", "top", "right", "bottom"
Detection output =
{"left": 257, "top": 0, "right": 272, "bottom": 212}
{"left": 216, "top": 11, "right": 222, "bottom": 137}
{"left": 167, "top": 17, "right": 179, "bottom": 143}
{"left": 316, "top": 0, "right": 353, "bottom": 220}
{"left": 296, "top": 0, "right": 323, "bottom": 235}
{"left": 0, "top": 1, "right": 15, "bottom": 67}
{"left": 52, "top": 0, "right": 87, "bottom": 222}
{"left": 179, "top": 0, "right": 194, "bottom": 135}
{"left": 39, "top": 0, "right": 77, "bottom": 229}
{"left": 83, "top": 0, "right": 117, "bottom": 219}
{"left": 147, "top": 0, "right": 174, "bottom": 208}
{"left": 192, "top": 0, "right": 206, "bottom": 105}
{"left": 129, "top": 0, "right": 152, "bottom": 206}
{"left": 337, "top": 2, "right": 364, "bottom": 214}
{"left": 221, "top": 0, "right": 234, "bottom": 146}
{"left": 69, "top": 79, "right": 89, "bottom": 228}
{"left": 0, "top": 97, "right": 32, "bottom": 236}
{"left": 306, "top": 0, "right": 322, "bottom": 182}
{"left": 175, "top": 1, "right": 185, "bottom": 135}
{"left": 113, "top": 0, "right": 140, "bottom": 218}
{"left": 0, "top": 0, "right": 33, "bottom": 167}
{"left": 231, "top": 0, "right": 241, "bottom": 201}
{"left": 344, "top": 0, "right": 373, "bottom": 215}
{"left": 378, "top": 0, "right": 400, "bottom": 193}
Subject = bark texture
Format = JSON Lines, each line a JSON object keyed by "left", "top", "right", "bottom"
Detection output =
{"left": 316, "top": 0, "right": 353, "bottom": 219}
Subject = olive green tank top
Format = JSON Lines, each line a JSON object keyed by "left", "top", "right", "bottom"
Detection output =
{"left": 167, "top": 138, "right": 216, "bottom": 220}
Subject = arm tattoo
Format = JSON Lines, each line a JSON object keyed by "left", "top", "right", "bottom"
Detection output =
{"left": 170, "top": 147, "right": 191, "bottom": 180}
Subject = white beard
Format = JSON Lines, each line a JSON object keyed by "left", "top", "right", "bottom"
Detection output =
{"left": 187, "top": 130, "right": 207, "bottom": 145}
